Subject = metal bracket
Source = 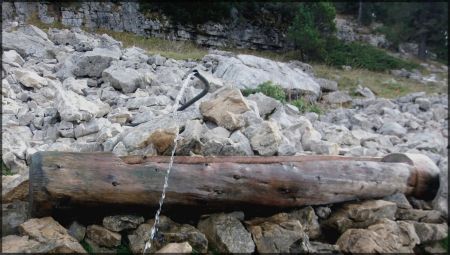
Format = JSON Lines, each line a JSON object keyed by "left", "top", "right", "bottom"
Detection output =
{"left": 177, "top": 69, "right": 210, "bottom": 111}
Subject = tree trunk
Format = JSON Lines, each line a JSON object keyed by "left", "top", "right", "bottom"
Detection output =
{"left": 357, "top": 1, "right": 363, "bottom": 25}
{"left": 418, "top": 32, "right": 427, "bottom": 60}
{"left": 29, "top": 152, "right": 440, "bottom": 217}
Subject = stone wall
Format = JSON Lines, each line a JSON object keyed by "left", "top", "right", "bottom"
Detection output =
{"left": 2, "top": 1, "right": 289, "bottom": 50}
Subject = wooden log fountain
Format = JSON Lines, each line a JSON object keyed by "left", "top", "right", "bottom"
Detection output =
{"left": 29, "top": 152, "right": 440, "bottom": 217}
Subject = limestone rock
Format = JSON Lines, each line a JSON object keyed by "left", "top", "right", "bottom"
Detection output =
{"left": 102, "top": 65, "right": 144, "bottom": 93}
{"left": 200, "top": 88, "right": 251, "bottom": 131}
{"left": 396, "top": 209, "right": 444, "bottom": 223}
{"left": 55, "top": 83, "right": 110, "bottom": 122}
{"left": 18, "top": 217, "right": 86, "bottom": 253}
{"left": 3, "top": 50, "right": 25, "bottom": 66}
{"left": 62, "top": 77, "right": 88, "bottom": 95}
{"left": 2, "top": 174, "right": 29, "bottom": 203}
{"left": 86, "top": 224, "right": 121, "bottom": 247}
{"left": 355, "top": 85, "right": 375, "bottom": 99}
{"left": 315, "top": 78, "right": 338, "bottom": 92}
{"left": 325, "top": 200, "right": 397, "bottom": 233}
{"left": 128, "top": 215, "right": 207, "bottom": 254}
{"left": 103, "top": 215, "right": 144, "bottom": 232}
{"left": 432, "top": 158, "right": 448, "bottom": 219}
{"left": 243, "top": 121, "right": 282, "bottom": 156}
{"left": 412, "top": 222, "right": 448, "bottom": 244}
{"left": 246, "top": 213, "right": 311, "bottom": 253}
{"left": 322, "top": 91, "right": 352, "bottom": 105}
{"left": 209, "top": 53, "right": 321, "bottom": 99}
{"left": 73, "top": 47, "right": 121, "bottom": 77}
{"left": 309, "top": 140, "right": 340, "bottom": 155}
{"left": 382, "top": 193, "right": 412, "bottom": 209}
{"left": 67, "top": 221, "right": 86, "bottom": 242}
{"left": 198, "top": 212, "right": 254, "bottom": 253}
{"left": 247, "top": 92, "right": 281, "bottom": 118}
{"left": 15, "top": 69, "right": 48, "bottom": 88}
{"left": 336, "top": 219, "right": 419, "bottom": 253}
{"left": 83, "top": 238, "right": 116, "bottom": 253}
{"left": 1, "top": 235, "right": 44, "bottom": 253}
{"left": 379, "top": 121, "right": 407, "bottom": 137}
{"left": 156, "top": 242, "right": 193, "bottom": 253}
{"left": 288, "top": 206, "right": 321, "bottom": 239}
{"left": 2, "top": 201, "right": 29, "bottom": 236}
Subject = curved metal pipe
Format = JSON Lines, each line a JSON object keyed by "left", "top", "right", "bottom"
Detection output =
{"left": 177, "top": 70, "right": 210, "bottom": 111}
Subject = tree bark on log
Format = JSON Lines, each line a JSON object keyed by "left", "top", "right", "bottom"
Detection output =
{"left": 29, "top": 152, "right": 440, "bottom": 217}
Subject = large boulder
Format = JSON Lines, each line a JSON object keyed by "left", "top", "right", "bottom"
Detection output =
{"left": 336, "top": 219, "right": 419, "bottom": 253}
{"left": 2, "top": 201, "right": 29, "bottom": 236}
{"left": 206, "top": 52, "right": 321, "bottom": 99}
{"left": 73, "top": 47, "right": 121, "bottom": 77}
{"left": 14, "top": 69, "right": 48, "bottom": 89}
{"left": 197, "top": 212, "right": 254, "bottom": 253}
{"left": 2, "top": 26, "right": 56, "bottom": 59}
{"left": 200, "top": 88, "right": 251, "bottom": 131}
{"left": 54, "top": 82, "right": 110, "bottom": 122}
{"left": 2, "top": 174, "right": 29, "bottom": 203}
{"left": 102, "top": 65, "right": 145, "bottom": 93}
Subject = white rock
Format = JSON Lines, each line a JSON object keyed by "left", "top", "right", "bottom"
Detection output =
{"left": 14, "top": 69, "right": 48, "bottom": 88}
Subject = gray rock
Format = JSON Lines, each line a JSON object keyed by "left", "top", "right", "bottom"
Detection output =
{"left": 102, "top": 215, "right": 144, "bottom": 232}
{"left": 379, "top": 121, "right": 407, "bottom": 137}
{"left": 3, "top": 50, "right": 25, "bottom": 66}
{"left": 432, "top": 158, "right": 448, "bottom": 219}
{"left": 314, "top": 206, "right": 332, "bottom": 219}
{"left": 156, "top": 242, "right": 192, "bottom": 253}
{"left": 355, "top": 85, "right": 375, "bottom": 99}
{"left": 382, "top": 193, "right": 412, "bottom": 209}
{"left": 243, "top": 121, "right": 282, "bottom": 156}
{"left": 209, "top": 53, "right": 321, "bottom": 99}
{"left": 412, "top": 222, "right": 448, "bottom": 244}
{"left": 336, "top": 219, "right": 419, "bottom": 253}
{"left": 322, "top": 91, "right": 352, "bottom": 105}
{"left": 14, "top": 69, "right": 48, "bottom": 88}
{"left": 2, "top": 26, "right": 56, "bottom": 59}
{"left": 73, "top": 47, "right": 121, "bottom": 77}
{"left": 396, "top": 209, "right": 444, "bottom": 223}
{"left": 198, "top": 212, "right": 254, "bottom": 253}
{"left": 288, "top": 206, "right": 321, "bottom": 239}
{"left": 325, "top": 200, "right": 397, "bottom": 234}
{"left": 415, "top": 98, "right": 431, "bottom": 111}
{"left": 309, "top": 140, "right": 340, "bottom": 155}
{"left": 315, "top": 78, "right": 338, "bottom": 92}
{"left": 62, "top": 77, "right": 87, "bottom": 95}
{"left": 128, "top": 215, "right": 207, "bottom": 254}
{"left": 102, "top": 65, "right": 144, "bottom": 93}
{"left": 2, "top": 201, "right": 29, "bottom": 236}
{"left": 67, "top": 221, "right": 86, "bottom": 241}
{"left": 86, "top": 224, "right": 121, "bottom": 247}
{"left": 247, "top": 92, "right": 281, "bottom": 118}
{"left": 245, "top": 213, "right": 311, "bottom": 253}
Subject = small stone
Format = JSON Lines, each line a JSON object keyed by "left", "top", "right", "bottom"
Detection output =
{"left": 382, "top": 193, "right": 412, "bottom": 209}
{"left": 198, "top": 212, "right": 255, "bottom": 253}
{"left": 68, "top": 221, "right": 86, "bottom": 241}
{"left": 309, "top": 140, "right": 340, "bottom": 155}
{"left": 314, "top": 206, "right": 332, "bottom": 219}
{"left": 288, "top": 206, "right": 321, "bottom": 239}
{"left": 156, "top": 242, "right": 193, "bottom": 253}
{"left": 86, "top": 224, "right": 121, "bottom": 247}
{"left": 103, "top": 215, "right": 144, "bottom": 232}
{"left": 415, "top": 98, "right": 431, "bottom": 111}
{"left": 412, "top": 222, "right": 448, "bottom": 244}
{"left": 243, "top": 121, "right": 282, "bottom": 156}
{"left": 379, "top": 121, "right": 407, "bottom": 137}
{"left": 2, "top": 201, "right": 29, "bottom": 236}
{"left": 15, "top": 69, "right": 48, "bottom": 88}
{"left": 396, "top": 208, "right": 444, "bottom": 223}
{"left": 322, "top": 91, "right": 352, "bottom": 104}
{"left": 2, "top": 174, "right": 29, "bottom": 203}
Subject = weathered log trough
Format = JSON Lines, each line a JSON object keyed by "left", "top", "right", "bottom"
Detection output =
{"left": 29, "top": 152, "right": 440, "bottom": 217}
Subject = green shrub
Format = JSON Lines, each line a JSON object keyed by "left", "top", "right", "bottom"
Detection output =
{"left": 441, "top": 236, "right": 449, "bottom": 252}
{"left": 324, "top": 39, "right": 420, "bottom": 71}
{"left": 290, "top": 98, "right": 322, "bottom": 114}
{"left": 241, "top": 81, "right": 286, "bottom": 102}
{"left": 2, "top": 161, "right": 12, "bottom": 176}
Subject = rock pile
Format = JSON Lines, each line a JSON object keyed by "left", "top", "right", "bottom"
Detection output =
{"left": 2, "top": 25, "right": 448, "bottom": 253}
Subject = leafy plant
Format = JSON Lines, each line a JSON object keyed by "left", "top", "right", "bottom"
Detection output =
{"left": 290, "top": 98, "right": 323, "bottom": 114}
{"left": 80, "top": 240, "right": 94, "bottom": 254}
{"left": 441, "top": 236, "right": 449, "bottom": 252}
{"left": 241, "top": 81, "right": 286, "bottom": 102}
{"left": 2, "top": 160, "right": 13, "bottom": 176}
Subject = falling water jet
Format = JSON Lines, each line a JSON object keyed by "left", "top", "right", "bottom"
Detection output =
{"left": 143, "top": 72, "right": 195, "bottom": 254}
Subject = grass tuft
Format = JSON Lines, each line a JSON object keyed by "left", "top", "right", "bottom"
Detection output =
{"left": 290, "top": 98, "right": 323, "bottom": 114}
{"left": 2, "top": 160, "right": 13, "bottom": 176}
{"left": 241, "top": 81, "right": 287, "bottom": 102}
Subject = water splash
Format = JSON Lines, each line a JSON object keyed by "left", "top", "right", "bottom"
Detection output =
{"left": 143, "top": 73, "right": 195, "bottom": 254}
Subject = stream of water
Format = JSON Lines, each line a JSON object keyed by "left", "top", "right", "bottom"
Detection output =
{"left": 143, "top": 73, "right": 195, "bottom": 254}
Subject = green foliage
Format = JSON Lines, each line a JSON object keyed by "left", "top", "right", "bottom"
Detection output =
{"left": 241, "top": 81, "right": 286, "bottom": 102}
{"left": 324, "top": 39, "right": 419, "bottom": 71}
{"left": 2, "top": 160, "right": 13, "bottom": 176}
{"left": 140, "top": 2, "right": 232, "bottom": 25}
{"left": 116, "top": 244, "right": 132, "bottom": 254}
{"left": 441, "top": 236, "right": 448, "bottom": 252}
{"left": 290, "top": 99, "right": 322, "bottom": 115}
{"left": 80, "top": 240, "right": 94, "bottom": 254}
{"left": 287, "top": 2, "right": 336, "bottom": 61}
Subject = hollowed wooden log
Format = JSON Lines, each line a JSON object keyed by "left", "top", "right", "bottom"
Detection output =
{"left": 29, "top": 152, "right": 440, "bottom": 217}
